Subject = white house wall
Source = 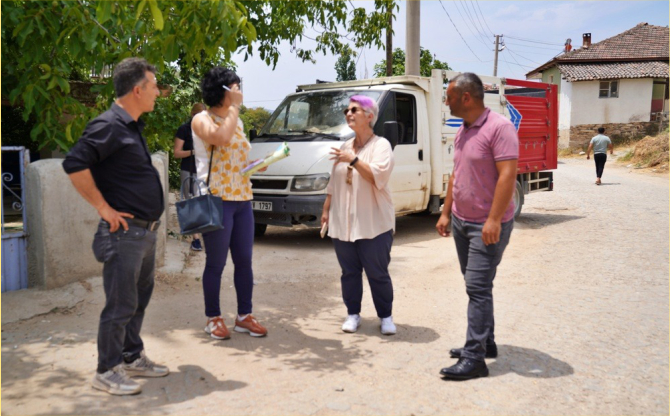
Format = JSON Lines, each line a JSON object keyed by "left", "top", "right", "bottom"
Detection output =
{"left": 570, "top": 78, "right": 653, "bottom": 125}
{"left": 558, "top": 78, "right": 573, "bottom": 147}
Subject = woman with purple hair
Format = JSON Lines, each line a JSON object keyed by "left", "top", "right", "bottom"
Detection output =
{"left": 321, "top": 95, "right": 397, "bottom": 335}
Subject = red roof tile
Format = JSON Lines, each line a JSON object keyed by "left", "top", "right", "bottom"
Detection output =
{"left": 527, "top": 23, "right": 669, "bottom": 77}
{"left": 557, "top": 61, "right": 670, "bottom": 81}
{"left": 561, "top": 23, "right": 669, "bottom": 61}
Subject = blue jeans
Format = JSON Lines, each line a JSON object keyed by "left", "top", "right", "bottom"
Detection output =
{"left": 332, "top": 230, "right": 394, "bottom": 318}
{"left": 92, "top": 220, "right": 157, "bottom": 373}
{"left": 452, "top": 215, "right": 513, "bottom": 362}
{"left": 201, "top": 201, "right": 255, "bottom": 317}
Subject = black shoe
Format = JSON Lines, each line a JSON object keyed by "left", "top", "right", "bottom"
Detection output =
{"left": 190, "top": 239, "right": 203, "bottom": 251}
{"left": 440, "top": 358, "right": 489, "bottom": 380}
{"left": 449, "top": 343, "right": 498, "bottom": 359}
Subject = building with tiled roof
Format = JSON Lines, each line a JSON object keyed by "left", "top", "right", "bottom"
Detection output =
{"left": 526, "top": 23, "right": 669, "bottom": 147}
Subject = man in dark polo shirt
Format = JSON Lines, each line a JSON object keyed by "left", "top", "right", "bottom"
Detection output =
{"left": 63, "top": 58, "right": 169, "bottom": 395}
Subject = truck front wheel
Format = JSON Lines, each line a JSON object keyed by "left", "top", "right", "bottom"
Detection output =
{"left": 513, "top": 181, "right": 524, "bottom": 219}
{"left": 254, "top": 223, "right": 267, "bottom": 237}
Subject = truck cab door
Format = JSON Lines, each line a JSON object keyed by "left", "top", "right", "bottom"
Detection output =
{"left": 374, "top": 90, "right": 429, "bottom": 213}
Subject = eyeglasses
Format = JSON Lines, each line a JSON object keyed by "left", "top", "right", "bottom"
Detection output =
{"left": 343, "top": 107, "right": 361, "bottom": 115}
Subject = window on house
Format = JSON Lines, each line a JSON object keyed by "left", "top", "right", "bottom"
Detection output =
{"left": 599, "top": 80, "right": 619, "bottom": 98}
{"left": 549, "top": 75, "right": 554, "bottom": 83}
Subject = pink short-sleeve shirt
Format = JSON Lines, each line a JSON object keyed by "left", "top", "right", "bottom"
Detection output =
{"left": 452, "top": 108, "right": 519, "bottom": 223}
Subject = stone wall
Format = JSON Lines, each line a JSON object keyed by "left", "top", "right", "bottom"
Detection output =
{"left": 568, "top": 121, "right": 666, "bottom": 148}
{"left": 25, "top": 153, "right": 168, "bottom": 289}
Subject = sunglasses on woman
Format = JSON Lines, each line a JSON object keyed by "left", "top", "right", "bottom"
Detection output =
{"left": 343, "top": 107, "right": 363, "bottom": 115}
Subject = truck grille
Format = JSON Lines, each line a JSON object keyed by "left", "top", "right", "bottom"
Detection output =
{"left": 251, "top": 179, "right": 289, "bottom": 190}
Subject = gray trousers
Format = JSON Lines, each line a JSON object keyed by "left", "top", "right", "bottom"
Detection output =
{"left": 92, "top": 220, "right": 157, "bottom": 372}
{"left": 452, "top": 215, "right": 513, "bottom": 361}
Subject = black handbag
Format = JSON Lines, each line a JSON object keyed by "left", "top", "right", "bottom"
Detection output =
{"left": 176, "top": 148, "right": 224, "bottom": 235}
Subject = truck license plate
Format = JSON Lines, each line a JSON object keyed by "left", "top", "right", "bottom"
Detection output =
{"left": 252, "top": 201, "right": 272, "bottom": 211}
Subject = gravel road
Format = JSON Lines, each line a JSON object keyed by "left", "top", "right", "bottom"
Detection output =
{"left": 1, "top": 157, "right": 668, "bottom": 415}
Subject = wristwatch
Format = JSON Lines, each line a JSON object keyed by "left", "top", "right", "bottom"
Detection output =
{"left": 350, "top": 157, "right": 359, "bottom": 167}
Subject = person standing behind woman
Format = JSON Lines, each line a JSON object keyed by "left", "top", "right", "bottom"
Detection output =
{"left": 191, "top": 67, "right": 267, "bottom": 340}
{"left": 174, "top": 102, "right": 206, "bottom": 251}
{"left": 322, "top": 95, "right": 397, "bottom": 335}
{"left": 586, "top": 127, "right": 613, "bottom": 185}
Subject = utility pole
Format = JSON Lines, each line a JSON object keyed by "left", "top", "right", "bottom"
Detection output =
{"left": 386, "top": 6, "right": 393, "bottom": 76}
{"left": 493, "top": 34, "right": 502, "bottom": 76}
{"left": 405, "top": 1, "right": 420, "bottom": 76}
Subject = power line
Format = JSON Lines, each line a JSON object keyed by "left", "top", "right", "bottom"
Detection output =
{"left": 465, "top": 0, "right": 491, "bottom": 40}
{"left": 505, "top": 41, "right": 562, "bottom": 51}
{"left": 438, "top": 0, "right": 483, "bottom": 62}
{"left": 505, "top": 46, "right": 544, "bottom": 65}
{"left": 451, "top": 0, "right": 491, "bottom": 48}
{"left": 500, "top": 53, "right": 516, "bottom": 77}
{"left": 502, "top": 50, "right": 537, "bottom": 69}
{"left": 457, "top": 0, "right": 490, "bottom": 46}
{"left": 474, "top": 0, "right": 495, "bottom": 36}
{"left": 505, "top": 35, "right": 564, "bottom": 46}
{"left": 502, "top": 47, "right": 558, "bottom": 57}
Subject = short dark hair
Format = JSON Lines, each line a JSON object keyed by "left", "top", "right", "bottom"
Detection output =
{"left": 450, "top": 72, "right": 485, "bottom": 101}
{"left": 113, "top": 58, "right": 156, "bottom": 98}
{"left": 598, "top": 127, "right": 605, "bottom": 134}
{"left": 201, "top": 67, "right": 241, "bottom": 107}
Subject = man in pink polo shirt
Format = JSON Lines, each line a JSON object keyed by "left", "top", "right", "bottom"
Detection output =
{"left": 436, "top": 73, "right": 519, "bottom": 381}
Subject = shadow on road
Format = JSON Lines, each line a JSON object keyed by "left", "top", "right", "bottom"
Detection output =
{"left": 598, "top": 183, "right": 621, "bottom": 186}
{"left": 35, "top": 365, "right": 246, "bottom": 415}
{"left": 515, "top": 212, "right": 584, "bottom": 230}
{"left": 193, "top": 313, "right": 440, "bottom": 374}
{"left": 487, "top": 345, "right": 574, "bottom": 378}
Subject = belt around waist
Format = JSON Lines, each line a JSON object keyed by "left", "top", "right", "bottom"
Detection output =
{"left": 125, "top": 218, "right": 161, "bottom": 231}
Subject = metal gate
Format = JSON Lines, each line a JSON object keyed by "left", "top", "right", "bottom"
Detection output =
{"left": 2, "top": 146, "right": 30, "bottom": 292}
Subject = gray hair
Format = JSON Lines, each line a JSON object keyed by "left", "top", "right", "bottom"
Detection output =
{"left": 113, "top": 58, "right": 156, "bottom": 98}
{"left": 450, "top": 72, "right": 484, "bottom": 101}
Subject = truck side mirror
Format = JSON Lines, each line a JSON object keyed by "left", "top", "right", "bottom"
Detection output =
{"left": 383, "top": 121, "right": 399, "bottom": 150}
{"left": 249, "top": 129, "right": 257, "bottom": 140}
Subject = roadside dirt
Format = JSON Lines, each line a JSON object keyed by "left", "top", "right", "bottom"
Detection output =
{"left": 2, "top": 158, "right": 668, "bottom": 415}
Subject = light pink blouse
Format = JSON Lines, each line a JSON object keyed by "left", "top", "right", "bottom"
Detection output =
{"left": 326, "top": 135, "right": 395, "bottom": 242}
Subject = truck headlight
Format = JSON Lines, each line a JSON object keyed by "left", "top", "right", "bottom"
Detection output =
{"left": 291, "top": 174, "right": 330, "bottom": 191}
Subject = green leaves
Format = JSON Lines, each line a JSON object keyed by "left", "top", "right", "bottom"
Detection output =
{"left": 373, "top": 47, "right": 452, "bottom": 78}
{"left": 163, "top": 35, "right": 179, "bottom": 62}
{"left": 2, "top": 0, "right": 394, "bottom": 153}
{"left": 148, "top": 0, "right": 164, "bottom": 30}
{"left": 335, "top": 44, "right": 357, "bottom": 82}
{"left": 96, "top": 1, "right": 112, "bottom": 24}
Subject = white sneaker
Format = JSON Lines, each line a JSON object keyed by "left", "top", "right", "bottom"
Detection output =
{"left": 380, "top": 316, "right": 396, "bottom": 335}
{"left": 91, "top": 364, "right": 141, "bottom": 396}
{"left": 341, "top": 314, "right": 361, "bottom": 333}
{"left": 123, "top": 350, "right": 169, "bottom": 378}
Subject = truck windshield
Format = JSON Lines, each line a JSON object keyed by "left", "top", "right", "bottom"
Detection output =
{"left": 254, "top": 90, "right": 382, "bottom": 142}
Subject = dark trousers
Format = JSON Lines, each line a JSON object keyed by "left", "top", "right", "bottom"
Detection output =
{"left": 92, "top": 220, "right": 157, "bottom": 373}
{"left": 332, "top": 230, "right": 394, "bottom": 318}
{"left": 452, "top": 215, "right": 513, "bottom": 362}
{"left": 201, "top": 201, "right": 255, "bottom": 317}
{"left": 594, "top": 153, "right": 607, "bottom": 178}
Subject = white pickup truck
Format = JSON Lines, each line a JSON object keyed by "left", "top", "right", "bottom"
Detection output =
{"left": 247, "top": 69, "right": 558, "bottom": 236}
